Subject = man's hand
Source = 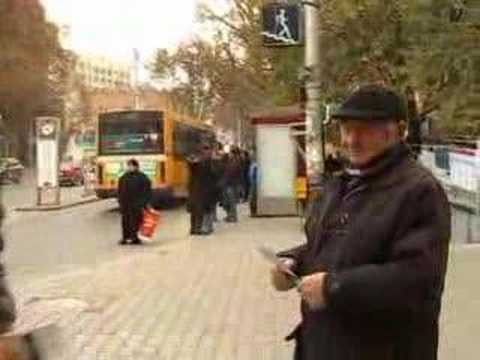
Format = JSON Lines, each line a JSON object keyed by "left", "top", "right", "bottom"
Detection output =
{"left": 298, "top": 272, "right": 328, "bottom": 310}
{"left": 270, "top": 259, "right": 297, "bottom": 292}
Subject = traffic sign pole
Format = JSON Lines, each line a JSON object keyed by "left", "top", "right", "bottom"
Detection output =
{"left": 304, "top": 0, "right": 323, "bottom": 186}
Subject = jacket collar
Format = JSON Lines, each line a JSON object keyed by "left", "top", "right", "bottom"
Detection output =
{"left": 344, "top": 142, "right": 411, "bottom": 180}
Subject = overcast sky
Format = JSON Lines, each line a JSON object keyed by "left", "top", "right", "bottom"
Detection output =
{"left": 41, "top": 0, "right": 208, "bottom": 63}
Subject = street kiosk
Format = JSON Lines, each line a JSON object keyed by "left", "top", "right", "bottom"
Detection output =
{"left": 250, "top": 106, "right": 306, "bottom": 217}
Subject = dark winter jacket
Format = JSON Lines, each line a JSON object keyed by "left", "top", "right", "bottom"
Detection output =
{"left": 188, "top": 158, "right": 219, "bottom": 213}
{"left": 279, "top": 143, "right": 451, "bottom": 360}
{"left": 220, "top": 155, "right": 242, "bottom": 187}
{"left": 211, "top": 157, "right": 226, "bottom": 203}
{"left": 118, "top": 170, "right": 152, "bottom": 211}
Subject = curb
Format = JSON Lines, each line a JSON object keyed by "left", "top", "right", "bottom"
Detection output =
{"left": 15, "top": 197, "right": 102, "bottom": 212}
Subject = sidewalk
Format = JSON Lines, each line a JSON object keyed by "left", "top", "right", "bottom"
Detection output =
{"left": 2, "top": 169, "right": 99, "bottom": 212}
{"left": 15, "top": 187, "right": 99, "bottom": 212}
{"left": 6, "top": 204, "right": 480, "bottom": 359}
{"left": 10, "top": 207, "right": 304, "bottom": 359}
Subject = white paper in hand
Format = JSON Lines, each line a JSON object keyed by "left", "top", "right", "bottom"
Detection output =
{"left": 256, "top": 245, "right": 300, "bottom": 283}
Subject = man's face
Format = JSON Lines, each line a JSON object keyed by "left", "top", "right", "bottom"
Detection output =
{"left": 339, "top": 119, "right": 399, "bottom": 167}
{"left": 127, "top": 164, "right": 137, "bottom": 172}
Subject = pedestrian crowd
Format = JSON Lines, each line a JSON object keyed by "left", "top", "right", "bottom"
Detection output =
{"left": 186, "top": 144, "right": 255, "bottom": 236}
{"left": 116, "top": 144, "right": 256, "bottom": 243}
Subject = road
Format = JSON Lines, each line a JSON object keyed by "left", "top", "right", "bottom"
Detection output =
{"left": 2, "top": 172, "right": 36, "bottom": 211}
{"left": 1, "top": 170, "right": 88, "bottom": 214}
{"left": 4, "top": 200, "right": 125, "bottom": 283}
{"left": 0, "top": 196, "right": 478, "bottom": 359}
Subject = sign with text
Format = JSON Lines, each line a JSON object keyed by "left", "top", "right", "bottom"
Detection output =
{"left": 262, "top": 4, "right": 302, "bottom": 47}
{"left": 36, "top": 117, "right": 60, "bottom": 205}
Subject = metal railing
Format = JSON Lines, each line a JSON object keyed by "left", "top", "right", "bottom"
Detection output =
{"left": 418, "top": 143, "right": 480, "bottom": 244}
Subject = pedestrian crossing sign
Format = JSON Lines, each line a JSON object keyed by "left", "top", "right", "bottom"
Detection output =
{"left": 262, "top": 3, "right": 302, "bottom": 47}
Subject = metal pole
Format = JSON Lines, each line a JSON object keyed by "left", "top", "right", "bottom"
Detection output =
{"left": 476, "top": 139, "right": 480, "bottom": 219}
{"left": 133, "top": 49, "right": 141, "bottom": 110}
{"left": 304, "top": 0, "right": 323, "bottom": 185}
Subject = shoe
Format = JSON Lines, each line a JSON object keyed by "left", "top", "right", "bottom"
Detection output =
{"left": 119, "top": 240, "right": 128, "bottom": 245}
{"left": 131, "top": 239, "right": 142, "bottom": 245}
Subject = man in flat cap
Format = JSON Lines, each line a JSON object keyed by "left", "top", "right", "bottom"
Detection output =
{"left": 271, "top": 85, "right": 451, "bottom": 360}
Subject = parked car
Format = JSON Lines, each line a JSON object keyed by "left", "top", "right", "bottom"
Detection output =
{"left": 59, "top": 156, "right": 84, "bottom": 186}
{"left": 0, "top": 158, "right": 24, "bottom": 184}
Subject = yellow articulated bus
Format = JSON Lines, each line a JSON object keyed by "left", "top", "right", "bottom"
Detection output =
{"left": 95, "top": 110, "right": 215, "bottom": 202}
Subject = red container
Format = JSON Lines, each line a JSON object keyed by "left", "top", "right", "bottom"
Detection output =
{"left": 138, "top": 208, "right": 161, "bottom": 241}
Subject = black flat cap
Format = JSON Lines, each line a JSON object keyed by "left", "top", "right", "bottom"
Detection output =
{"left": 331, "top": 85, "right": 407, "bottom": 122}
{"left": 128, "top": 159, "right": 139, "bottom": 167}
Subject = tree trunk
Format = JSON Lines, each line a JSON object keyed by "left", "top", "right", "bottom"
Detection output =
{"left": 405, "top": 86, "right": 421, "bottom": 158}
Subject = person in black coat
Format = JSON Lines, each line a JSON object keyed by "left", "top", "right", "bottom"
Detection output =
{"left": 187, "top": 145, "right": 218, "bottom": 235}
{"left": 210, "top": 144, "right": 226, "bottom": 222}
{"left": 220, "top": 151, "right": 242, "bottom": 222}
{"left": 241, "top": 150, "right": 251, "bottom": 202}
{"left": 271, "top": 85, "right": 451, "bottom": 360}
{"left": 118, "top": 159, "right": 152, "bottom": 245}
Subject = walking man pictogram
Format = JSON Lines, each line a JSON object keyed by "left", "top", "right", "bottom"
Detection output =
{"left": 274, "top": 9, "right": 293, "bottom": 41}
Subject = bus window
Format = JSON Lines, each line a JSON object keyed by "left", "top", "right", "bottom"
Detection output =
{"left": 99, "top": 112, "right": 164, "bottom": 155}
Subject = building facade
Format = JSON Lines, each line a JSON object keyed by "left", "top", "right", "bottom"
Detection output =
{"left": 75, "top": 54, "right": 133, "bottom": 90}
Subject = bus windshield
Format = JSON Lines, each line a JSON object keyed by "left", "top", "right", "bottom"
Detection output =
{"left": 99, "top": 111, "right": 164, "bottom": 155}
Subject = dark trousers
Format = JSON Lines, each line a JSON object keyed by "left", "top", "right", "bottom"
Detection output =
{"left": 122, "top": 207, "right": 143, "bottom": 241}
{"left": 190, "top": 211, "right": 204, "bottom": 234}
{"left": 202, "top": 210, "right": 214, "bottom": 234}
{"left": 244, "top": 178, "right": 250, "bottom": 201}
{"left": 249, "top": 182, "right": 257, "bottom": 216}
{"left": 223, "top": 186, "right": 238, "bottom": 222}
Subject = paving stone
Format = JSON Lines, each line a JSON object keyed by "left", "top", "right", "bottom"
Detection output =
{"left": 10, "top": 207, "right": 304, "bottom": 359}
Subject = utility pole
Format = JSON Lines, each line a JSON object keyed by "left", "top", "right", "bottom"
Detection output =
{"left": 133, "top": 48, "right": 141, "bottom": 110}
{"left": 261, "top": 1, "right": 322, "bottom": 181}
{"left": 304, "top": 0, "right": 323, "bottom": 185}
